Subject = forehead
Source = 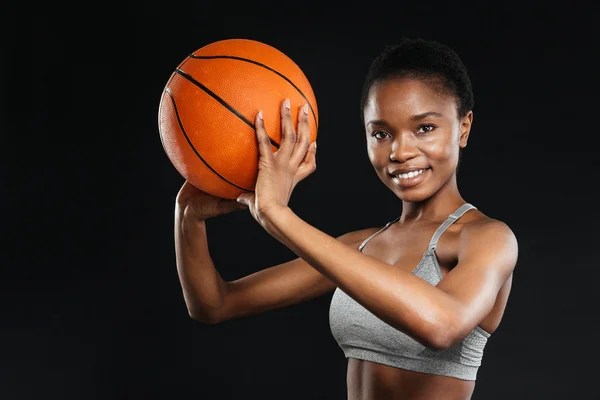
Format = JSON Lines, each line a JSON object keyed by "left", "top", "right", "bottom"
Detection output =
{"left": 364, "top": 78, "right": 457, "bottom": 121}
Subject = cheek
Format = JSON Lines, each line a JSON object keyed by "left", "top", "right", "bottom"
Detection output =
{"left": 367, "top": 145, "right": 387, "bottom": 169}
{"left": 423, "top": 136, "right": 457, "bottom": 162}
{"left": 366, "top": 144, "right": 376, "bottom": 163}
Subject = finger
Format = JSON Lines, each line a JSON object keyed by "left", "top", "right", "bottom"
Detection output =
{"left": 236, "top": 193, "right": 252, "bottom": 207}
{"left": 290, "top": 103, "right": 311, "bottom": 168}
{"left": 295, "top": 141, "right": 317, "bottom": 182}
{"left": 237, "top": 193, "right": 258, "bottom": 221}
{"left": 277, "top": 98, "right": 296, "bottom": 160}
{"left": 254, "top": 110, "right": 274, "bottom": 164}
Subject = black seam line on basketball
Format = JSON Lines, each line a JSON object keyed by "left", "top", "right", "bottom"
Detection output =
{"left": 188, "top": 54, "right": 318, "bottom": 130}
{"left": 174, "top": 68, "right": 280, "bottom": 149}
{"left": 164, "top": 87, "right": 254, "bottom": 193}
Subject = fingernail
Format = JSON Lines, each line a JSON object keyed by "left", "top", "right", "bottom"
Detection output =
{"left": 313, "top": 141, "right": 317, "bottom": 150}
{"left": 284, "top": 99, "right": 290, "bottom": 109}
{"left": 303, "top": 103, "right": 309, "bottom": 114}
{"left": 258, "top": 110, "right": 263, "bottom": 120}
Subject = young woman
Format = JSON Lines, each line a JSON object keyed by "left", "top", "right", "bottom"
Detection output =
{"left": 174, "top": 38, "right": 518, "bottom": 400}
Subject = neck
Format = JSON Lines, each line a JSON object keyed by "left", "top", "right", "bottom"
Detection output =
{"left": 399, "top": 172, "right": 465, "bottom": 224}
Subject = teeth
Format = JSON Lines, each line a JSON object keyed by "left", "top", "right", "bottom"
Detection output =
{"left": 396, "top": 168, "right": 427, "bottom": 179}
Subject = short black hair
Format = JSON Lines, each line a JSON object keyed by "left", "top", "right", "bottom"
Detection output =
{"left": 359, "top": 37, "right": 474, "bottom": 124}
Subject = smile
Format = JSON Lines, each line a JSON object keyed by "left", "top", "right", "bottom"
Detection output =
{"left": 389, "top": 168, "right": 431, "bottom": 188}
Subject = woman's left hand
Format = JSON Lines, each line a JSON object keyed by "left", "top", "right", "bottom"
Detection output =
{"left": 236, "top": 98, "right": 317, "bottom": 231}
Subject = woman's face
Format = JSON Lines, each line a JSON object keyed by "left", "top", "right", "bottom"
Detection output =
{"left": 363, "top": 77, "right": 472, "bottom": 203}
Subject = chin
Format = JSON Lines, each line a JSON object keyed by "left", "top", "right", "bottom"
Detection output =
{"left": 381, "top": 175, "right": 432, "bottom": 203}
{"left": 393, "top": 189, "right": 431, "bottom": 203}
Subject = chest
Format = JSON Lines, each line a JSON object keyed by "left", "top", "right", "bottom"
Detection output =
{"left": 359, "top": 222, "right": 462, "bottom": 276}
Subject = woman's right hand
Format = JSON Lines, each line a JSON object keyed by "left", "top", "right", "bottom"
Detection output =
{"left": 176, "top": 180, "right": 249, "bottom": 221}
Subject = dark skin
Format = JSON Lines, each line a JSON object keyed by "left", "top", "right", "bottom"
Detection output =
{"left": 341, "top": 79, "right": 515, "bottom": 399}
{"left": 175, "top": 78, "right": 518, "bottom": 400}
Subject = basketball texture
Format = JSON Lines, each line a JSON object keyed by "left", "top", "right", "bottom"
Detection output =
{"left": 158, "top": 38, "right": 319, "bottom": 200}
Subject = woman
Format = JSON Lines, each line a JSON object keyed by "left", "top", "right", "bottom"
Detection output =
{"left": 174, "top": 38, "right": 518, "bottom": 400}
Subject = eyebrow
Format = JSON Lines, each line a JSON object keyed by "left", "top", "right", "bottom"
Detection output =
{"left": 367, "top": 111, "right": 444, "bottom": 127}
{"left": 411, "top": 111, "right": 443, "bottom": 120}
{"left": 366, "top": 119, "right": 389, "bottom": 127}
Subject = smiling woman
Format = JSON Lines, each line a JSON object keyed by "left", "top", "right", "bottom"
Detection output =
{"left": 364, "top": 77, "right": 471, "bottom": 202}
{"left": 173, "top": 37, "right": 518, "bottom": 400}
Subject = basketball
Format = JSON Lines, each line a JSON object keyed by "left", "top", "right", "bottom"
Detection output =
{"left": 158, "top": 38, "right": 319, "bottom": 200}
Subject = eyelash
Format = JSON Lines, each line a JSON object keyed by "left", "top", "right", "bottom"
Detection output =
{"left": 371, "top": 124, "right": 436, "bottom": 139}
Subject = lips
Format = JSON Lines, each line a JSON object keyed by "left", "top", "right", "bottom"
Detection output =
{"left": 389, "top": 167, "right": 430, "bottom": 177}
{"left": 389, "top": 167, "right": 431, "bottom": 188}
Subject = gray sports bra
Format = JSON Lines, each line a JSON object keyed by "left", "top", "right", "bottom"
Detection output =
{"left": 329, "top": 203, "right": 491, "bottom": 381}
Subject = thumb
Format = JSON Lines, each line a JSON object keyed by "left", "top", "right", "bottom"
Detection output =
{"left": 236, "top": 194, "right": 249, "bottom": 206}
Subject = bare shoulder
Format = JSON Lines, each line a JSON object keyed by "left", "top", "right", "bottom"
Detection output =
{"left": 462, "top": 213, "right": 517, "bottom": 242}
{"left": 459, "top": 213, "right": 519, "bottom": 263}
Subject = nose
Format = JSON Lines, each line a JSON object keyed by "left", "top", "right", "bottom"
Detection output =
{"left": 389, "top": 132, "right": 418, "bottom": 162}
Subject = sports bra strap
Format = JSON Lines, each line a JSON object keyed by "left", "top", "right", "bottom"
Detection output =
{"left": 358, "top": 215, "right": 401, "bottom": 252}
{"left": 358, "top": 203, "right": 476, "bottom": 253}
{"left": 428, "top": 203, "right": 477, "bottom": 251}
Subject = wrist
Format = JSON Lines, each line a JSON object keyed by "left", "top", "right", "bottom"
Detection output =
{"left": 178, "top": 205, "right": 207, "bottom": 227}
{"left": 263, "top": 206, "right": 294, "bottom": 236}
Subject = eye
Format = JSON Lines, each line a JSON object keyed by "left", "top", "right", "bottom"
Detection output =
{"left": 417, "top": 124, "right": 436, "bottom": 134}
{"left": 371, "top": 130, "right": 390, "bottom": 140}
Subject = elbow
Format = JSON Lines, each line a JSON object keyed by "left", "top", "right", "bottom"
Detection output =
{"left": 423, "top": 314, "right": 463, "bottom": 352}
{"left": 188, "top": 307, "right": 222, "bottom": 325}
{"left": 425, "top": 327, "right": 455, "bottom": 351}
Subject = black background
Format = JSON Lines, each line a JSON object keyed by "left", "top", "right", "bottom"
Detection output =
{"left": 2, "top": 1, "right": 598, "bottom": 399}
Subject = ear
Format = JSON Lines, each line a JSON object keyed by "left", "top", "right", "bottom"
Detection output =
{"left": 459, "top": 111, "right": 473, "bottom": 149}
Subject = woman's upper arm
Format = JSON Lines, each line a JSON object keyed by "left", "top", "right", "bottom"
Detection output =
{"left": 435, "top": 219, "right": 518, "bottom": 338}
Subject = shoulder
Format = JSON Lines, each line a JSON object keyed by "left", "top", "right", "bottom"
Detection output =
{"left": 459, "top": 216, "right": 519, "bottom": 263}
{"left": 461, "top": 216, "right": 517, "bottom": 243}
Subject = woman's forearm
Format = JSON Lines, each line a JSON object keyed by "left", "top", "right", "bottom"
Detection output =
{"left": 264, "top": 206, "right": 458, "bottom": 349}
{"left": 174, "top": 207, "right": 229, "bottom": 323}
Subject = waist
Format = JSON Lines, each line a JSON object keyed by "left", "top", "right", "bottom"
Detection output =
{"left": 343, "top": 344, "right": 481, "bottom": 380}
{"left": 347, "top": 357, "right": 476, "bottom": 400}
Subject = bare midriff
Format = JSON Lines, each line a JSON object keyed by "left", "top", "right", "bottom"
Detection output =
{"left": 346, "top": 358, "right": 476, "bottom": 400}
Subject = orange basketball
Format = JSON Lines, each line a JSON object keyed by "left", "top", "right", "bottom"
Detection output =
{"left": 158, "top": 38, "right": 319, "bottom": 200}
